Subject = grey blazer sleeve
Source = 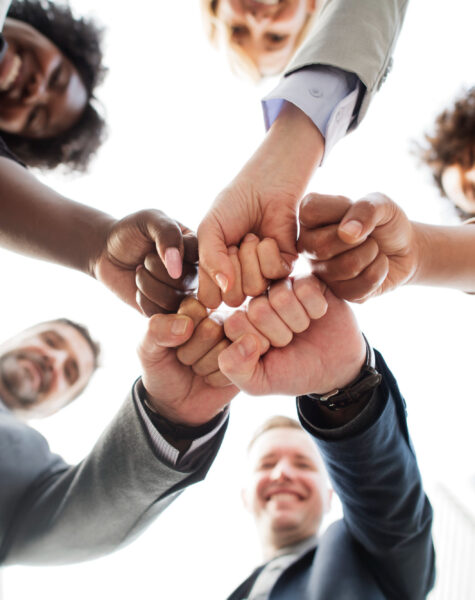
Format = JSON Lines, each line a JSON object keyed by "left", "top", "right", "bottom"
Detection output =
{"left": 285, "top": 0, "right": 409, "bottom": 126}
{"left": 297, "top": 351, "right": 435, "bottom": 599}
{"left": 0, "top": 387, "right": 226, "bottom": 565}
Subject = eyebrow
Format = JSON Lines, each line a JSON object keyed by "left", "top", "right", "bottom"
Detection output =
{"left": 42, "top": 329, "right": 66, "bottom": 346}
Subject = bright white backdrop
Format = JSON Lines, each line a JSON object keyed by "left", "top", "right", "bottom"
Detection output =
{"left": 2, "top": 1, "right": 475, "bottom": 598}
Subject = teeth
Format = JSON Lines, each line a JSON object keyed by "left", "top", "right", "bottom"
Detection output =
{"left": 269, "top": 492, "right": 298, "bottom": 501}
{"left": 253, "top": 0, "right": 280, "bottom": 4}
{"left": 0, "top": 54, "right": 21, "bottom": 92}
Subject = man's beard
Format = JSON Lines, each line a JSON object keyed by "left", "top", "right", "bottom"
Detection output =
{"left": 0, "top": 351, "right": 51, "bottom": 408}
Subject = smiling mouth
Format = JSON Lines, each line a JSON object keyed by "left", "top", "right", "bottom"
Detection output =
{"left": 266, "top": 491, "right": 302, "bottom": 502}
{"left": 0, "top": 53, "right": 22, "bottom": 93}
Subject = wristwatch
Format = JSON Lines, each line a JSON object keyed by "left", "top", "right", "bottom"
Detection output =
{"left": 307, "top": 335, "right": 382, "bottom": 411}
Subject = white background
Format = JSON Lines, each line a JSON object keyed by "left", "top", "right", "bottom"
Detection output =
{"left": 2, "top": 0, "right": 475, "bottom": 598}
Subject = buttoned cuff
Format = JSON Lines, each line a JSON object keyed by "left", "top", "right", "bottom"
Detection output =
{"left": 133, "top": 379, "right": 229, "bottom": 470}
{"left": 262, "top": 66, "right": 361, "bottom": 163}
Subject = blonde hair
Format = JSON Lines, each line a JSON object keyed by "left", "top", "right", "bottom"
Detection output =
{"left": 200, "top": 0, "right": 321, "bottom": 82}
{"left": 247, "top": 415, "right": 303, "bottom": 452}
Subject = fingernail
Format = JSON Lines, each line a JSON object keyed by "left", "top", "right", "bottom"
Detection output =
{"left": 164, "top": 247, "right": 183, "bottom": 279}
{"left": 237, "top": 335, "right": 257, "bottom": 358}
{"left": 244, "top": 233, "right": 258, "bottom": 243}
{"left": 215, "top": 273, "right": 228, "bottom": 293}
{"left": 171, "top": 316, "right": 189, "bottom": 336}
{"left": 340, "top": 220, "right": 363, "bottom": 239}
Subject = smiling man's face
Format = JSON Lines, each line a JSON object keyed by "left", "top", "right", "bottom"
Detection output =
{"left": 243, "top": 426, "right": 330, "bottom": 552}
{"left": 0, "top": 321, "right": 95, "bottom": 420}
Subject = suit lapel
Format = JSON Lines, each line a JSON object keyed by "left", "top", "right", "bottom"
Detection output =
{"left": 226, "top": 565, "right": 266, "bottom": 600}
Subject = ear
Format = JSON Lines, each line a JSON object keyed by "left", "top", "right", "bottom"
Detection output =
{"left": 241, "top": 487, "right": 251, "bottom": 513}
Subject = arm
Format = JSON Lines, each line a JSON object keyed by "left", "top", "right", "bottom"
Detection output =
{"left": 0, "top": 157, "right": 198, "bottom": 314}
{"left": 218, "top": 282, "right": 434, "bottom": 598}
{"left": 298, "top": 354, "right": 435, "bottom": 599}
{"left": 285, "top": 0, "right": 409, "bottom": 126}
{"left": 197, "top": 102, "right": 324, "bottom": 308}
{"left": 1, "top": 308, "right": 236, "bottom": 565}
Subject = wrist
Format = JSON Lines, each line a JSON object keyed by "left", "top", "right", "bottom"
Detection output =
{"left": 246, "top": 102, "right": 324, "bottom": 201}
{"left": 143, "top": 387, "right": 220, "bottom": 428}
{"left": 87, "top": 214, "right": 117, "bottom": 279}
{"left": 406, "top": 222, "right": 429, "bottom": 285}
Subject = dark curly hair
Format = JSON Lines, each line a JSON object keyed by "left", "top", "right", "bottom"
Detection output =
{"left": 2, "top": 0, "right": 107, "bottom": 172}
{"left": 418, "top": 88, "right": 475, "bottom": 200}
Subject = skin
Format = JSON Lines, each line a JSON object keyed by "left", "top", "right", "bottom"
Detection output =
{"left": 139, "top": 302, "right": 237, "bottom": 428}
{"left": 0, "top": 321, "right": 95, "bottom": 420}
{"left": 441, "top": 164, "right": 475, "bottom": 215}
{"left": 0, "top": 18, "right": 87, "bottom": 138}
{"left": 0, "top": 157, "right": 197, "bottom": 316}
{"left": 215, "top": 0, "right": 317, "bottom": 76}
{"left": 198, "top": 101, "right": 324, "bottom": 309}
{"left": 243, "top": 426, "right": 330, "bottom": 559}
{"left": 298, "top": 191, "right": 475, "bottom": 300}
{"left": 220, "top": 280, "right": 365, "bottom": 396}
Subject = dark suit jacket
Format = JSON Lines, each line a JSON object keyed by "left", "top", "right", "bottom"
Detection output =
{"left": 228, "top": 352, "right": 435, "bottom": 600}
{"left": 0, "top": 382, "right": 226, "bottom": 565}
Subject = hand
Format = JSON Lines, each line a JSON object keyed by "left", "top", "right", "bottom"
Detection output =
{"left": 219, "top": 277, "right": 364, "bottom": 396}
{"left": 197, "top": 103, "right": 324, "bottom": 308}
{"left": 138, "top": 299, "right": 238, "bottom": 427}
{"left": 93, "top": 209, "right": 198, "bottom": 315}
{"left": 298, "top": 193, "right": 419, "bottom": 302}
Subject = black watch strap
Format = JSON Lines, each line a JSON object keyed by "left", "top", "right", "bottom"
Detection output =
{"left": 307, "top": 335, "right": 382, "bottom": 411}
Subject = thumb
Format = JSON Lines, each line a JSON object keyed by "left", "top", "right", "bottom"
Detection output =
{"left": 140, "top": 211, "right": 186, "bottom": 279}
{"left": 198, "top": 216, "right": 236, "bottom": 298}
{"left": 138, "top": 313, "right": 194, "bottom": 365}
{"left": 338, "top": 193, "right": 396, "bottom": 244}
{"left": 218, "top": 334, "right": 263, "bottom": 394}
{"left": 299, "top": 193, "right": 352, "bottom": 228}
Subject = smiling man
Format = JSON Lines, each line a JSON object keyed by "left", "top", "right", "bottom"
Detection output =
{"left": 242, "top": 416, "right": 331, "bottom": 562}
{"left": 0, "top": 318, "right": 99, "bottom": 420}
{"left": 215, "top": 283, "right": 435, "bottom": 599}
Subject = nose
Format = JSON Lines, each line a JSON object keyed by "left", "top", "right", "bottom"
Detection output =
{"left": 41, "top": 348, "right": 68, "bottom": 374}
{"left": 270, "top": 459, "right": 293, "bottom": 482}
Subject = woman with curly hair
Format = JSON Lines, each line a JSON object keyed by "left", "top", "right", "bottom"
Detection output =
{"left": 419, "top": 88, "right": 475, "bottom": 218}
{"left": 0, "top": 0, "right": 106, "bottom": 171}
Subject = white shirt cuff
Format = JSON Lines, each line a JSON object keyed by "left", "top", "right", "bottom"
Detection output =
{"left": 133, "top": 381, "right": 229, "bottom": 469}
{"left": 262, "top": 66, "right": 361, "bottom": 162}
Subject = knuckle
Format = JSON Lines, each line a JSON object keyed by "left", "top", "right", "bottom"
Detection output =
{"left": 199, "top": 318, "right": 224, "bottom": 342}
{"left": 361, "top": 267, "right": 382, "bottom": 288}
{"left": 339, "top": 252, "right": 363, "bottom": 278}
{"left": 176, "top": 347, "right": 193, "bottom": 366}
{"left": 357, "top": 199, "right": 377, "bottom": 218}
{"left": 243, "top": 279, "right": 267, "bottom": 297}
{"left": 269, "top": 288, "right": 292, "bottom": 312}
{"left": 224, "top": 311, "right": 246, "bottom": 339}
{"left": 248, "top": 297, "right": 271, "bottom": 322}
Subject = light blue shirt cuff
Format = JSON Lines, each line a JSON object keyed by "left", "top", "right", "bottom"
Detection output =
{"left": 133, "top": 381, "right": 229, "bottom": 469}
{"left": 262, "top": 66, "right": 361, "bottom": 162}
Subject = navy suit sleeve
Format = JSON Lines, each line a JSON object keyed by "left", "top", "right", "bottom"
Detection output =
{"left": 297, "top": 351, "right": 435, "bottom": 600}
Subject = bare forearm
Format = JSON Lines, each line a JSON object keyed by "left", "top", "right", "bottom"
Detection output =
{"left": 411, "top": 222, "right": 475, "bottom": 292}
{"left": 0, "top": 158, "right": 114, "bottom": 276}
{"left": 244, "top": 102, "right": 324, "bottom": 200}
